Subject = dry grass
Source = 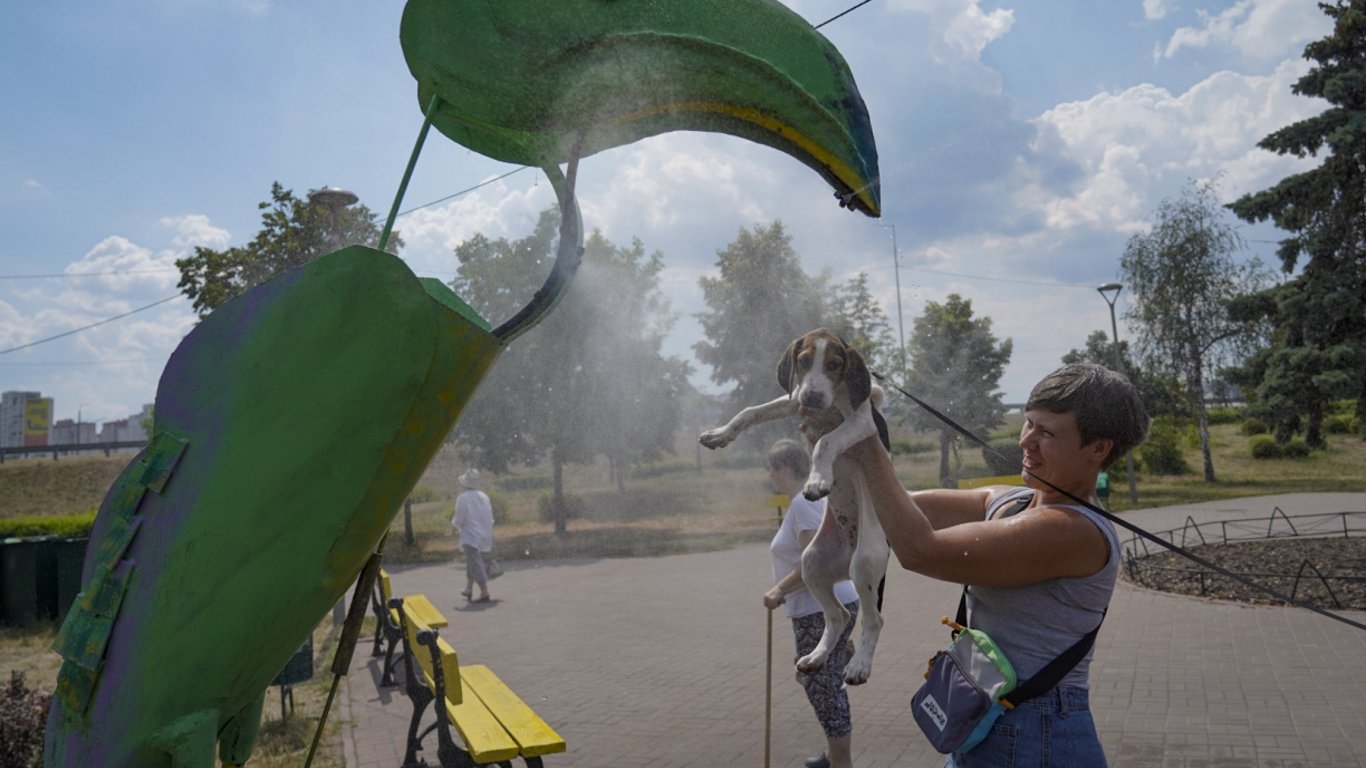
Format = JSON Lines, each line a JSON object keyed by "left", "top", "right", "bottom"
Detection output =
{"left": 0, "top": 452, "right": 135, "bottom": 519}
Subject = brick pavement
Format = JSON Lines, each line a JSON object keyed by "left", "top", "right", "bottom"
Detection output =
{"left": 342, "top": 494, "right": 1366, "bottom": 768}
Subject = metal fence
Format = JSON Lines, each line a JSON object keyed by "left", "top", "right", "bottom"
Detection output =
{"left": 0, "top": 440, "right": 146, "bottom": 463}
{"left": 1122, "top": 508, "right": 1366, "bottom": 608}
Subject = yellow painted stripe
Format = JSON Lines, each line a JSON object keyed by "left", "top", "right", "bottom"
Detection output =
{"left": 612, "top": 101, "right": 877, "bottom": 214}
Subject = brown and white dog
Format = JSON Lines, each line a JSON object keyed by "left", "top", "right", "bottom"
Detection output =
{"left": 699, "top": 328, "right": 891, "bottom": 684}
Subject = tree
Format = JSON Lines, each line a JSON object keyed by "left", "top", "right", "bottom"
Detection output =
{"left": 1062, "top": 330, "right": 1187, "bottom": 418}
{"left": 1227, "top": 0, "right": 1366, "bottom": 443}
{"left": 904, "top": 294, "right": 1012, "bottom": 488}
{"left": 826, "top": 271, "right": 899, "bottom": 379}
{"left": 1121, "top": 180, "right": 1271, "bottom": 481}
{"left": 175, "top": 182, "right": 396, "bottom": 316}
{"left": 450, "top": 210, "right": 689, "bottom": 533}
{"left": 694, "top": 221, "right": 826, "bottom": 447}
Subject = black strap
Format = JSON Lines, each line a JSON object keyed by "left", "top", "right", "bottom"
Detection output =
{"left": 953, "top": 588, "right": 1104, "bottom": 707}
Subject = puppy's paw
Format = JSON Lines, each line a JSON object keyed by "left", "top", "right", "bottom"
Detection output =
{"left": 843, "top": 653, "right": 873, "bottom": 686}
{"left": 698, "top": 427, "right": 735, "bottom": 449}
{"left": 796, "top": 649, "right": 828, "bottom": 674}
{"left": 802, "top": 475, "right": 833, "bottom": 501}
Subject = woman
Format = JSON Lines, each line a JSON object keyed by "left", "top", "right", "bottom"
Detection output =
{"left": 451, "top": 468, "right": 494, "bottom": 603}
{"left": 763, "top": 439, "right": 859, "bottom": 768}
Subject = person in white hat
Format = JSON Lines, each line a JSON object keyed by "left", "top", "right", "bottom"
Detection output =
{"left": 451, "top": 469, "right": 495, "bottom": 602}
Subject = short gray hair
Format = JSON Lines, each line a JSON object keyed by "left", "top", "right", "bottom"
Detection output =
{"left": 1027, "top": 362, "right": 1150, "bottom": 469}
{"left": 766, "top": 438, "right": 811, "bottom": 478}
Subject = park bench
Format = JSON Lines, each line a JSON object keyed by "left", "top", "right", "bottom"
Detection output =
{"left": 394, "top": 597, "right": 566, "bottom": 768}
{"left": 372, "top": 568, "right": 448, "bottom": 686}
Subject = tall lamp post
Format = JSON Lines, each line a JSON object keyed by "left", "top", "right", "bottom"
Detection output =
{"left": 308, "top": 186, "right": 359, "bottom": 253}
{"left": 1097, "top": 282, "right": 1137, "bottom": 503}
{"left": 882, "top": 223, "right": 907, "bottom": 379}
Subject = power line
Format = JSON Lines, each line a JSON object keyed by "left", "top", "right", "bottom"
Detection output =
{"left": 0, "top": 295, "right": 182, "bottom": 356}
{"left": 815, "top": 0, "right": 874, "bottom": 29}
{"left": 397, "top": 166, "right": 531, "bottom": 217}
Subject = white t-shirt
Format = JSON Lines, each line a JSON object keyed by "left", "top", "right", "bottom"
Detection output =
{"left": 451, "top": 490, "right": 494, "bottom": 552}
{"left": 770, "top": 494, "right": 858, "bottom": 619}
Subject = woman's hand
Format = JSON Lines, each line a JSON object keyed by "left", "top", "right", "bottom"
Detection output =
{"left": 763, "top": 586, "right": 786, "bottom": 610}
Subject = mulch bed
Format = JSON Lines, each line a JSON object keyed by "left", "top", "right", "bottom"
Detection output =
{"left": 1122, "top": 536, "right": 1366, "bottom": 610}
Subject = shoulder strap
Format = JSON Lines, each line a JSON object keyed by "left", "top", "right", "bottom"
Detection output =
{"left": 1002, "top": 610, "right": 1105, "bottom": 706}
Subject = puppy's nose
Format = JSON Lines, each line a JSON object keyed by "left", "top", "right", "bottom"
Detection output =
{"left": 800, "top": 391, "right": 828, "bottom": 410}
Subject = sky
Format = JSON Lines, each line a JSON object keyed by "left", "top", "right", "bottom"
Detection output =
{"left": 0, "top": 0, "right": 1334, "bottom": 427}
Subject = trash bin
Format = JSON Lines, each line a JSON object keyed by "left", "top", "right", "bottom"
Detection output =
{"left": 32, "top": 535, "right": 60, "bottom": 620}
{"left": 1, "top": 537, "right": 40, "bottom": 628}
{"left": 54, "top": 537, "right": 90, "bottom": 623}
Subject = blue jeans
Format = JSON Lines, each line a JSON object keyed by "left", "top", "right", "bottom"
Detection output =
{"left": 946, "top": 687, "right": 1107, "bottom": 768}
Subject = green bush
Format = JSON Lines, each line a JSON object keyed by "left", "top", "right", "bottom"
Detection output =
{"left": 1249, "top": 435, "right": 1281, "bottom": 459}
{"left": 1205, "top": 406, "right": 1242, "bottom": 425}
{"left": 407, "top": 485, "right": 442, "bottom": 504}
{"left": 537, "top": 492, "right": 585, "bottom": 523}
{"left": 891, "top": 438, "right": 936, "bottom": 455}
{"left": 1281, "top": 436, "right": 1312, "bottom": 458}
{"left": 982, "top": 438, "right": 1022, "bottom": 476}
{"left": 0, "top": 512, "right": 96, "bottom": 539}
{"left": 1138, "top": 422, "right": 1189, "bottom": 475}
{"left": 630, "top": 459, "right": 696, "bottom": 479}
{"left": 1240, "top": 418, "right": 1268, "bottom": 436}
{"left": 498, "top": 475, "right": 553, "bottom": 492}
{"left": 1324, "top": 414, "right": 1359, "bottom": 435}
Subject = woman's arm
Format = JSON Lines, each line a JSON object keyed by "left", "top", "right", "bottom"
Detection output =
{"left": 763, "top": 528, "right": 816, "bottom": 609}
{"left": 848, "top": 438, "right": 1108, "bottom": 587}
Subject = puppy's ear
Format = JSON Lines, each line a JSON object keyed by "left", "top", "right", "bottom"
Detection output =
{"left": 845, "top": 345, "right": 872, "bottom": 409}
{"left": 777, "top": 337, "right": 801, "bottom": 394}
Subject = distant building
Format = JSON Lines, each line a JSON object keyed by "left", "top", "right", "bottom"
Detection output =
{"left": 51, "top": 418, "right": 98, "bottom": 445}
{"left": 1, "top": 390, "right": 47, "bottom": 448}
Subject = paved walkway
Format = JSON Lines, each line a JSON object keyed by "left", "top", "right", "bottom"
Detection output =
{"left": 341, "top": 494, "right": 1366, "bottom": 768}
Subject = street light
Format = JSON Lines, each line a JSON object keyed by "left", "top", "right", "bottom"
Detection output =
{"left": 881, "top": 223, "right": 907, "bottom": 379}
{"left": 308, "top": 186, "right": 359, "bottom": 252}
{"left": 1097, "top": 282, "right": 1137, "bottom": 503}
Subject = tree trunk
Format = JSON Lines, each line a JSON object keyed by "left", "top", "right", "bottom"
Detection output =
{"left": 552, "top": 449, "right": 567, "bottom": 535}
{"left": 938, "top": 431, "right": 955, "bottom": 489}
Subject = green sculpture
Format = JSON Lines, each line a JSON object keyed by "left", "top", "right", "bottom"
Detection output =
{"left": 45, "top": 1, "right": 879, "bottom": 765}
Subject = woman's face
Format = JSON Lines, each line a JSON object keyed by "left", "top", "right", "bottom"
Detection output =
{"left": 767, "top": 462, "right": 797, "bottom": 493}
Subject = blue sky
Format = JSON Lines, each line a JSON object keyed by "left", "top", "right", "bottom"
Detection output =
{"left": 0, "top": 0, "right": 1332, "bottom": 426}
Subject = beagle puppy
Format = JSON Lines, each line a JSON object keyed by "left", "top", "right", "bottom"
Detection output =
{"left": 700, "top": 328, "right": 891, "bottom": 685}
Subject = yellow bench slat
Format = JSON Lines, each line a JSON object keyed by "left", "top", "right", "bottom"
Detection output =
{"left": 400, "top": 607, "right": 462, "bottom": 705}
{"left": 460, "top": 664, "right": 567, "bottom": 757}
{"left": 442, "top": 686, "right": 521, "bottom": 763}
{"left": 402, "top": 593, "right": 448, "bottom": 629}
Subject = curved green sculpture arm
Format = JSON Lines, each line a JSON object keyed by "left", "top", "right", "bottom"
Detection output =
{"left": 401, "top": 0, "right": 880, "bottom": 216}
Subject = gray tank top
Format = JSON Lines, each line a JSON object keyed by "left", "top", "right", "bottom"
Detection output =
{"left": 964, "top": 487, "right": 1118, "bottom": 690}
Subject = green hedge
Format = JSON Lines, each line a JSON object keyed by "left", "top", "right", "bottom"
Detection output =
{"left": 0, "top": 512, "right": 97, "bottom": 539}
{"left": 1240, "top": 418, "right": 1268, "bottom": 436}
{"left": 1249, "top": 434, "right": 1280, "bottom": 459}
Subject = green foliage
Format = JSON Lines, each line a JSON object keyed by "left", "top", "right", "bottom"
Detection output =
{"left": 448, "top": 211, "right": 690, "bottom": 531}
{"left": 1324, "top": 414, "right": 1359, "bottom": 435}
{"left": 904, "top": 294, "right": 1012, "bottom": 487}
{"left": 1241, "top": 418, "right": 1269, "bottom": 436}
{"left": 0, "top": 513, "right": 95, "bottom": 539}
{"left": 891, "top": 438, "right": 936, "bottom": 455}
{"left": 1249, "top": 434, "right": 1282, "bottom": 459}
{"left": 1226, "top": 2, "right": 1366, "bottom": 453}
{"left": 1138, "top": 421, "right": 1190, "bottom": 475}
{"left": 175, "top": 182, "right": 396, "bottom": 316}
{"left": 1061, "top": 331, "right": 1187, "bottom": 418}
{"left": 537, "top": 492, "right": 585, "bottom": 523}
{"left": 1205, "top": 406, "right": 1242, "bottom": 425}
{"left": 1281, "top": 436, "right": 1312, "bottom": 458}
{"left": 407, "top": 486, "right": 442, "bottom": 504}
{"left": 629, "top": 459, "right": 697, "bottom": 479}
{"left": 486, "top": 490, "right": 512, "bottom": 526}
{"left": 0, "top": 671, "right": 49, "bottom": 768}
{"left": 694, "top": 221, "right": 828, "bottom": 448}
{"left": 825, "top": 271, "right": 899, "bottom": 377}
{"left": 982, "top": 438, "right": 1023, "bottom": 476}
{"left": 1121, "top": 178, "right": 1272, "bottom": 482}
{"left": 497, "top": 475, "right": 554, "bottom": 492}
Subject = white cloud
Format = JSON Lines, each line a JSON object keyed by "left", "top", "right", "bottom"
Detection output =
{"left": 161, "top": 213, "right": 230, "bottom": 250}
{"left": 1160, "top": 0, "right": 1330, "bottom": 61}
{"left": 1024, "top": 58, "right": 1324, "bottom": 234}
{"left": 1143, "top": 0, "right": 1171, "bottom": 21}
{"left": 887, "top": 0, "right": 1015, "bottom": 62}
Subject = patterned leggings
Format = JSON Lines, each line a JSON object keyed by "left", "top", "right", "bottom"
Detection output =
{"left": 790, "top": 600, "right": 858, "bottom": 739}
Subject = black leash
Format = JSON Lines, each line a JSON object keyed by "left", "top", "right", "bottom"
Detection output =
{"left": 870, "top": 369, "right": 1366, "bottom": 634}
